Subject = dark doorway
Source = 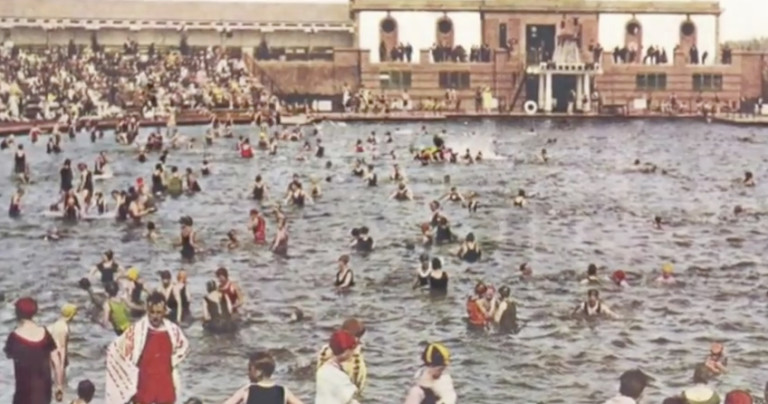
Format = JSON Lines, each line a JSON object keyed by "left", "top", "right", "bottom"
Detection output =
{"left": 526, "top": 24, "right": 555, "bottom": 65}
{"left": 552, "top": 75, "right": 577, "bottom": 113}
{"left": 524, "top": 75, "right": 539, "bottom": 104}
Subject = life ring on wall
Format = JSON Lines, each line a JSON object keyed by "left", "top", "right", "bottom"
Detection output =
{"left": 524, "top": 101, "right": 538, "bottom": 115}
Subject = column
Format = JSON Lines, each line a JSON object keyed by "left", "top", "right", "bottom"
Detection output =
{"left": 583, "top": 74, "right": 592, "bottom": 112}
{"left": 576, "top": 74, "right": 584, "bottom": 111}
{"left": 714, "top": 14, "right": 721, "bottom": 63}
{"left": 538, "top": 74, "right": 545, "bottom": 108}
{"left": 544, "top": 73, "right": 553, "bottom": 112}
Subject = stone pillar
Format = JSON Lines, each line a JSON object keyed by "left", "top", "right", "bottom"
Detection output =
{"left": 576, "top": 74, "right": 584, "bottom": 111}
{"left": 583, "top": 74, "right": 592, "bottom": 112}
{"left": 544, "top": 72, "right": 553, "bottom": 112}
{"left": 538, "top": 74, "right": 545, "bottom": 108}
{"left": 715, "top": 14, "right": 721, "bottom": 64}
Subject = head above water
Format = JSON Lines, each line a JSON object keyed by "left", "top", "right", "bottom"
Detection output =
{"left": 15, "top": 297, "right": 38, "bottom": 320}
{"left": 587, "top": 263, "right": 598, "bottom": 276}
{"left": 248, "top": 351, "right": 276, "bottom": 382}
{"left": 724, "top": 390, "right": 753, "bottom": 404}
{"left": 422, "top": 342, "right": 450, "bottom": 368}
{"left": 617, "top": 369, "right": 651, "bottom": 400}
{"left": 431, "top": 257, "right": 442, "bottom": 270}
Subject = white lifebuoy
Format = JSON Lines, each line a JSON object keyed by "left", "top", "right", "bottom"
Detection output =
{"left": 524, "top": 101, "right": 538, "bottom": 115}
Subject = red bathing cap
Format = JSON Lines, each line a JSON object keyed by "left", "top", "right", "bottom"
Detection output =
{"left": 15, "top": 297, "right": 38, "bottom": 319}
{"left": 725, "top": 390, "right": 753, "bottom": 404}
{"left": 612, "top": 270, "right": 627, "bottom": 282}
{"left": 136, "top": 177, "right": 144, "bottom": 185}
{"left": 329, "top": 330, "right": 357, "bottom": 356}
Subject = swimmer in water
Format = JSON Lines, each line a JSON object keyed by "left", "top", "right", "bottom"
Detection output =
{"left": 390, "top": 163, "right": 406, "bottom": 182}
{"left": 222, "top": 352, "right": 304, "bottom": 404}
{"left": 464, "top": 192, "right": 479, "bottom": 213}
{"left": 413, "top": 253, "right": 432, "bottom": 289}
{"left": 441, "top": 187, "right": 465, "bottom": 204}
{"left": 610, "top": 270, "right": 629, "bottom": 288}
{"left": 580, "top": 263, "right": 602, "bottom": 285}
{"left": 705, "top": 342, "right": 728, "bottom": 375}
{"left": 8, "top": 186, "right": 23, "bottom": 218}
{"left": 420, "top": 222, "right": 434, "bottom": 247}
{"left": 285, "top": 183, "right": 312, "bottom": 207}
{"left": 519, "top": 262, "right": 533, "bottom": 280}
{"left": 201, "top": 159, "right": 211, "bottom": 176}
{"left": 403, "top": 343, "right": 457, "bottom": 404}
{"left": 334, "top": 254, "right": 355, "bottom": 291}
{"left": 653, "top": 215, "right": 663, "bottom": 230}
{"left": 512, "top": 189, "right": 527, "bottom": 207}
{"left": 391, "top": 182, "right": 413, "bottom": 201}
{"left": 655, "top": 263, "right": 677, "bottom": 285}
{"left": 573, "top": 289, "right": 620, "bottom": 319}
{"left": 272, "top": 217, "right": 289, "bottom": 256}
{"left": 363, "top": 165, "right": 378, "bottom": 187}
{"left": 145, "top": 221, "right": 159, "bottom": 241}
{"left": 457, "top": 233, "right": 482, "bottom": 263}
{"left": 185, "top": 168, "right": 202, "bottom": 193}
{"left": 226, "top": 230, "right": 240, "bottom": 250}
{"left": 539, "top": 148, "right": 549, "bottom": 163}
{"left": 249, "top": 209, "right": 267, "bottom": 244}
{"left": 493, "top": 286, "right": 518, "bottom": 333}
{"left": 216, "top": 267, "right": 245, "bottom": 313}
{"left": 352, "top": 160, "right": 365, "bottom": 177}
{"left": 177, "top": 216, "right": 198, "bottom": 261}
{"left": 743, "top": 171, "right": 755, "bottom": 187}
{"left": 350, "top": 227, "right": 374, "bottom": 252}
{"left": 251, "top": 175, "right": 268, "bottom": 202}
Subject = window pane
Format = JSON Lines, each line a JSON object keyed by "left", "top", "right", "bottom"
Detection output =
{"left": 692, "top": 74, "right": 701, "bottom": 91}
{"left": 703, "top": 74, "right": 712, "bottom": 89}
{"left": 658, "top": 74, "right": 666, "bottom": 90}
{"left": 499, "top": 23, "right": 508, "bottom": 49}
{"left": 648, "top": 74, "right": 657, "bottom": 89}
{"left": 439, "top": 72, "right": 448, "bottom": 88}
{"left": 636, "top": 75, "right": 647, "bottom": 90}
{"left": 460, "top": 72, "right": 470, "bottom": 89}
{"left": 450, "top": 72, "right": 459, "bottom": 88}
{"left": 713, "top": 74, "right": 722, "bottom": 90}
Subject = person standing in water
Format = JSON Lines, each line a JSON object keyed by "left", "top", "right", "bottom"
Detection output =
{"left": 216, "top": 267, "right": 245, "bottom": 313}
{"left": 177, "top": 216, "right": 198, "bottom": 261}
{"left": 317, "top": 319, "right": 368, "bottom": 397}
{"left": 8, "top": 186, "right": 23, "bottom": 218}
{"left": 335, "top": 255, "right": 355, "bottom": 292}
{"left": 223, "top": 351, "right": 304, "bottom": 404}
{"left": 493, "top": 286, "right": 518, "bottom": 333}
{"left": 102, "top": 282, "right": 139, "bottom": 336}
{"left": 89, "top": 250, "right": 123, "bottom": 289}
{"left": 5, "top": 297, "right": 65, "bottom": 404}
{"left": 315, "top": 330, "right": 361, "bottom": 404}
{"left": 202, "top": 280, "right": 236, "bottom": 332}
{"left": 573, "top": 289, "right": 620, "bottom": 319}
{"left": 272, "top": 217, "right": 289, "bottom": 256}
{"left": 158, "top": 270, "right": 184, "bottom": 324}
{"left": 456, "top": 233, "right": 482, "bottom": 263}
{"left": 403, "top": 343, "right": 457, "bottom": 404}
{"left": 249, "top": 209, "right": 267, "bottom": 244}
{"left": 47, "top": 303, "right": 77, "bottom": 386}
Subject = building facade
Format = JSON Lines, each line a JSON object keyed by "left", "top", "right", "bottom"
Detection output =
{"left": 1, "top": 0, "right": 764, "bottom": 112}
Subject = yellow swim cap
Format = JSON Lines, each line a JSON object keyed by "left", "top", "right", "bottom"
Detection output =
{"left": 662, "top": 263, "right": 674, "bottom": 274}
{"left": 422, "top": 343, "right": 450, "bottom": 367}
{"left": 126, "top": 267, "right": 140, "bottom": 281}
{"left": 61, "top": 303, "right": 77, "bottom": 319}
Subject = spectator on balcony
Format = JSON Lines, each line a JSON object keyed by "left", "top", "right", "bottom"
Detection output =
{"left": 404, "top": 43, "right": 413, "bottom": 62}
{"left": 589, "top": 42, "right": 604, "bottom": 64}
{"left": 721, "top": 45, "right": 732, "bottom": 64}
{"left": 689, "top": 45, "right": 700, "bottom": 64}
{"left": 701, "top": 51, "right": 709, "bottom": 65}
{"left": 256, "top": 39, "right": 270, "bottom": 60}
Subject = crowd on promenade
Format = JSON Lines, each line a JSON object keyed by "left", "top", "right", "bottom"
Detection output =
{"left": 0, "top": 38, "right": 270, "bottom": 123}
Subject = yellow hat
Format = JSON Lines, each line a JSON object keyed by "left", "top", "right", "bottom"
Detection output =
{"left": 61, "top": 304, "right": 78, "bottom": 319}
{"left": 422, "top": 343, "right": 450, "bottom": 367}
{"left": 126, "top": 267, "right": 140, "bottom": 281}
{"left": 662, "top": 263, "right": 674, "bottom": 274}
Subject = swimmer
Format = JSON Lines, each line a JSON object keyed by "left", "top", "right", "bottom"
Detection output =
{"left": 464, "top": 192, "right": 479, "bottom": 213}
{"left": 202, "top": 280, "right": 236, "bottom": 333}
{"left": 355, "top": 139, "right": 364, "bottom": 153}
{"left": 413, "top": 253, "right": 432, "bottom": 289}
{"left": 47, "top": 303, "right": 77, "bottom": 383}
{"left": 433, "top": 216, "right": 456, "bottom": 245}
{"left": 457, "top": 233, "right": 482, "bottom": 263}
{"left": 425, "top": 258, "right": 448, "bottom": 294}
{"left": 316, "top": 139, "right": 325, "bottom": 158}
{"left": 512, "top": 189, "right": 527, "bottom": 207}
{"left": 403, "top": 343, "right": 457, "bottom": 404}
{"left": 391, "top": 182, "right": 413, "bottom": 201}
{"left": 71, "top": 379, "right": 95, "bottom": 404}
{"left": 653, "top": 215, "right": 663, "bottom": 230}
{"left": 335, "top": 255, "right": 355, "bottom": 291}
{"left": 611, "top": 270, "right": 629, "bottom": 288}
{"left": 285, "top": 183, "right": 312, "bottom": 207}
{"left": 316, "top": 319, "right": 368, "bottom": 396}
{"left": 60, "top": 159, "right": 74, "bottom": 194}
{"left": 94, "top": 151, "right": 108, "bottom": 175}
{"left": 249, "top": 209, "right": 267, "bottom": 244}
{"left": 89, "top": 250, "right": 123, "bottom": 288}
{"left": 350, "top": 227, "right": 374, "bottom": 252}
{"left": 580, "top": 263, "right": 602, "bottom": 285}
{"left": 573, "top": 289, "right": 620, "bottom": 319}
{"left": 102, "top": 282, "right": 137, "bottom": 336}
{"left": 272, "top": 218, "right": 289, "bottom": 256}
{"left": 743, "top": 171, "right": 755, "bottom": 187}
{"left": 352, "top": 160, "right": 365, "bottom": 177}
{"left": 390, "top": 163, "right": 406, "bottom": 182}
{"left": 145, "top": 221, "right": 158, "bottom": 241}
{"left": 493, "top": 286, "right": 518, "bottom": 333}
{"left": 705, "top": 343, "right": 728, "bottom": 375}
{"left": 441, "top": 187, "right": 465, "bottom": 204}
{"left": 185, "top": 168, "right": 202, "bottom": 193}
{"left": 201, "top": 159, "right": 211, "bottom": 176}
{"left": 8, "top": 186, "right": 23, "bottom": 218}
{"left": 539, "top": 148, "right": 549, "bottom": 163}
{"left": 363, "top": 165, "right": 378, "bottom": 187}
{"left": 420, "top": 222, "right": 434, "bottom": 247}
{"left": 177, "top": 216, "right": 198, "bottom": 261}
{"left": 466, "top": 283, "right": 491, "bottom": 329}
{"left": 656, "top": 263, "right": 677, "bottom": 285}
{"left": 12, "top": 144, "right": 26, "bottom": 176}
{"left": 519, "top": 263, "right": 533, "bottom": 280}
{"left": 251, "top": 175, "right": 268, "bottom": 201}
{"left": 226, "top": 230, "right": 240, "bottom": 250}
{"left": 385, "top": 132, "right": 393, "bottom": 143}
{"left": 216, "top": 267, "right": 245, "bottom": 312}
{"left": 121, "top": 268, "right": 147, "bottom": 315}
{"left": 151, "top": 164, "right": 166, "bottom": 195}
{"left": 92, "top": 192, "right": 107, "bottom": 215}
{"left": 222, "top": 352, "right": 304, "bottom": 404}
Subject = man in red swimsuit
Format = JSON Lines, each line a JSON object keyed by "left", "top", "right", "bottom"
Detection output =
{"left": 249, "top": 209, "right": 266, "bottom": 244}
{"left": 106, "top": 292, "right": 190, "bottom": 404}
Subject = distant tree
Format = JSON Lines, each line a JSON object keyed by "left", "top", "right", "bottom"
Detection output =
{"left": 724, "top": 37, "right": 768, "bottom": 51}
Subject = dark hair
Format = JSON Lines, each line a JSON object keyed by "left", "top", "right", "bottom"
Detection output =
{"left": 146, "top": 291, "right": 166, "bottom": 306}
{"left": 588, "top": 289, "right": 600, "bottom": 298}
{"left": 159, "top": 270, "right": 172, "bottom": 280}
{"left": 693, "top": 364, "right": 712, "bottom": 384}
{"left": 206, "top": 280, "right": 217, "bottom": 293}
{"left": 104, "top": 250, "right": 114, "bottom": 260}
{"left": 215, "top": 267, "right": 229, "bottom": 278}
{"left": 77, "top": 379, "right": 96, "bottom": 401}
{"left": 618, "top": 369, "right": 650, "bottom": 399}
{"left": 249, "top": 351, "right": 276, "bottom": 378}
{"left": 105, "top": 282, "right": 119, "bottom": 297}
{"left": 587, "top": 263, "right": 597, "bottom": 275}
{"left": 431, "top": 257, "right": 442, "bottom": 270}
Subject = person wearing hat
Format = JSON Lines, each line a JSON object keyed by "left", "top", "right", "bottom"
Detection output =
{"left": 655, "top": 263, "right": 677, "bottom": 285}
{"left": 603, "top": 369, "right": 651, "bottom": 404}
{"left": 724, "top": 390, "right": 753, "bottom": 404}
{"left": 403, "top": 343, "right": 457, "bottom": 404}
{"left": 6, "top": 297, "right": 65, "bottom": 403}
{"left": 317, "top": 318, "right": 368, "bottom": 396}
{"left": 681, "top": 364, "right": 721, "bottom": 404}
{"left": 47, "top": 303, "right": 78, "bottom": 383}
{"left": 121, "top": 267, "right": 148, "bottom": 316}
{"left": 316, "top": 330, "right": 360, "bottom": 404}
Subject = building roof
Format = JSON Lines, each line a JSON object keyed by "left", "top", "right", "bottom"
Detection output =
{"left": 0, "top": 0, "right": 354, "bottom": 25}
{"left": 350, "top": 0, "right": 722, "bottom": 15}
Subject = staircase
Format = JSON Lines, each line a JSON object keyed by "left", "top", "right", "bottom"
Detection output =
{"left": 243, "top": 54, "right": 285, "bottom": 96}
{"left": 509, "top": 69, "right": 528, "bottom": 111}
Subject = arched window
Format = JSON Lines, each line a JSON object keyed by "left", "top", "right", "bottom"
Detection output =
{"left": 378, "top": 15, "right": 399, "bottom": 62}
{"left": 435, "top": 17, "right": 455, "bottom": 48}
